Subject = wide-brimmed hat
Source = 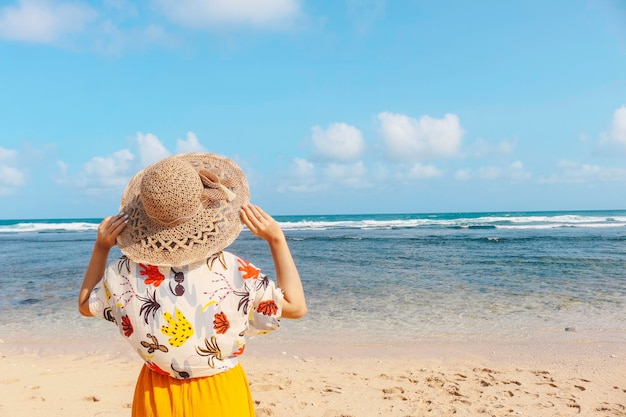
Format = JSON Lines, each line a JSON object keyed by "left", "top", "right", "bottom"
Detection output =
{"left": 116, "top": 153, "right": 250, "bottom": 267}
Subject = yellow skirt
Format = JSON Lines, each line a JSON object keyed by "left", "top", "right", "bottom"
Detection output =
{"left": 132, "top": 363, "right": 256, "bottom": 417}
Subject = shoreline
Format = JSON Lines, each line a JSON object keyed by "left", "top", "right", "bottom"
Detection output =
{"left": 1, "top": 325, "right": 624, "bottom": 362}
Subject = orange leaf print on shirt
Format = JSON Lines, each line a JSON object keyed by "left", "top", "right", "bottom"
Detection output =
{"left": 257, "top": 300, "right": 278, "bottom": 316}
{"left": 237, "top": 258, "right": 260, "bottom": 279}
{"left": 140, "top": 264, "right": 165, "bottom": 287}
{"left": 146, "top": 361, "right": 170, "bottom": 376}
{"left": 213, "top": 312, "right": 230, "bottom": 334}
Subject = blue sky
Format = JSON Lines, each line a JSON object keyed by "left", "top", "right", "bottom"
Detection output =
{"left": 1, "top": 0, "right": 626, "bottom": 219}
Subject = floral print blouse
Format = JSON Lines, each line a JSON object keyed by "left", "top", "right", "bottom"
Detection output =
{"left": 89, "top": 251, "right": 284, "bottom": 379}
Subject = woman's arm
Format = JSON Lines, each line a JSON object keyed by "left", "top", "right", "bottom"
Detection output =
{"left": 78, "top": 213, "right": 128, "bottom": 317}
{"left": 240, "top": 205, "right": 307, "bottom": 319}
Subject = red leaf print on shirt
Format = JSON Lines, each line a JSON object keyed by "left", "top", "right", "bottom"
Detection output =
{"left": 213, "top": 312, "right": 230, "bottom": 334}
{"left": 121, "top": 315, "right": 134, "bottom": 337}
{"left": 237, "top": 258, "right": 260, "bottom": 279}
{"left": 140, "top": 264, "right": 165, "bottom": 287}
{"left": 257, "top": 300, "right": 278, "bottom": 316}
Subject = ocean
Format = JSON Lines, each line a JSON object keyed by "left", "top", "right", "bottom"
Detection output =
{"left": 1, "top": 210, "right": 625, "bottom": 354}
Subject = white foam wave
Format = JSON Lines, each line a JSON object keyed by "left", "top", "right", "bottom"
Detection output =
{"left": 1, "top": 213, "right": 624, "bottom": 233}
{"left": 278, "top": 215, "right": 626, "bottom": 231}
{"left": 0, "top": 222, "right": 98, "bottom": 233}
{"left": 498, "top": 222, "right": 626, "bottom": 230}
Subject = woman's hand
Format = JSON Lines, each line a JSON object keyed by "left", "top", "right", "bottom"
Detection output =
{"left": 240, "top": 205, "right": 307, "bottom": 319}
{"left": 78, "top": 213, "right": 128, "bottom": 317}
{"left": 240, "top": 205, "right": 284, "bottom": 244}
{"left": 95, "top": 213, "right": 128, "bottom": 250}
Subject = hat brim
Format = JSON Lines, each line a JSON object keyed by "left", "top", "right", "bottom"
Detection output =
{"left": 116, "top": 153, "right": 250, "bottom": 267}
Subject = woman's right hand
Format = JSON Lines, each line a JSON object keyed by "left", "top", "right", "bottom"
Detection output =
{"left": 78, "top": 212, "right": 128, "bottom": 317}
{"left": 95, "top": 212, "right": 128, "bottom": 250}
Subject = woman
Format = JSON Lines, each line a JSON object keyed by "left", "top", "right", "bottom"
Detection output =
{"left": 78, "top": 153, "right": 306, "bottom": 417}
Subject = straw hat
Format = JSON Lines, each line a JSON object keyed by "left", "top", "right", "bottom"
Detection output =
{"left": 116, "top": 153, "right": 249, "bottom": 267}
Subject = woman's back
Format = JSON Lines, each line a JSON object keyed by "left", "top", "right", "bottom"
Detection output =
{"left": 89, "top": 251, "right": 284, "bottom": 379}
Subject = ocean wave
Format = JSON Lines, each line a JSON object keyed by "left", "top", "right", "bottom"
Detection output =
{"left": 497, "top": 222, "right": 626, "bottom": 230}
{"left": 278, "top": 213, "right": 626, "bottom": 231}
{"left": 0, "top": 222, "right": 99, "bottom": 233}
{"left": 1, "top": 212, "right": 625, "bottom": 233}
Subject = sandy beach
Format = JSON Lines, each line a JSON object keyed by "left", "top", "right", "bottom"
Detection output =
{"left": 1, "top": 334, "right": 624, "bottom": 417}
{"left": 2, "top": 213, "right": 625, "bottom": 416}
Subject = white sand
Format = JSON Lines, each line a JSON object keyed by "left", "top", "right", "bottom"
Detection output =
{"left": 1, "top": 335, "right": 624, "bottom": 416}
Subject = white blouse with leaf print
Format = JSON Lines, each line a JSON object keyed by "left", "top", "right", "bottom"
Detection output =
{"left": 89, "top": 251, "right": 284, "bottom": 379}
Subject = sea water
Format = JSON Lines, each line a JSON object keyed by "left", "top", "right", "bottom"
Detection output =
{"left": 1, "top": 210, "right": 625, "bottom": 354}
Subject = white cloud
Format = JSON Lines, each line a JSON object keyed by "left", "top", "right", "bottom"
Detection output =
{"left": 377, "top": 111, "right": 464, "bottom": 161}
{"left": 456, "top": 161, "right": 531, "bottom": 181}
{"left": 0, "top": 146, "right": 18, "bottom": 161}
{"left": 278, "top": 183, "right": 314, "bottom": 193}
{"left": 65, "top": 132, "right": 209, "bottom": 195}
{"left": 59, "top": 132, "right": 208, "bottom": 194}
{"left": 477, "top": 166, "right": 500, "bottom": 180}
{"left": 0, "top": 147, "right": 26, "bottom": 194}
{"left": 56, "top": 160, "right": 69, "bottom": 174}
{"left": 79, "top": 149, "right": 135, "bottom": 189}
{"left": 282, "top": 159, "right": 371, "bottom": 192}
{"left": 323, "top": 161, "right": 369, "bottom": 188}
{"left": 0, "top": 0, "right": 297, "bottom": 52}
{"left": 135, "top": 132, "right": 171, "bottom": 167}
{"left": 277, "top": 157, "right": 321, "bottom": 193}
{"left": 469, "top": 138, "right": 515, "bottom": 156}
{"left": 577, "top": 164, "right": 626, "bottom": 180}
{"left": 508, "top": 161, "right": 530, "bottom": 180}
{"left": 405, "top": 163, "right": 443, "bottom": 179}
{"left": 541, "top": 159, "right": 626, "bottom": 183}
{"left": 153, "top": 0, "right": 301, "bottom": 29}
{"left": 310, "top": 123, "right": 365, "bottom": 162}
{"left": 94, "top": 20, "right": 176, "bottom": 55}
{"left": 55, "top": 148, "right": 135, "bottom": 196}
{"left": 292, "top": 157, "right": 315, "bottom": 178}
{"left": 0, "top": 0, "right": 97, "bottom": 44}
{"left": 176, "top": 131, "right": 207, "bottom": 154}
{"left": 598, "top": 105, "right": 626, "bottom": 154}
{"left": 0, "top": 165, "right": 26, "bottom": 187}
{"left": 0, "top": 0, "right": 173, "bottom": 53}
{"left": 455, "top": 169, "right": 471, "bottom": 181}
{"left": 609, "top": 105, "right": 626, "bottom": 145}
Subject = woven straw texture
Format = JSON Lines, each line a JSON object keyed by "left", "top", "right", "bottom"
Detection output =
{"left": 116, "top": 153, "right": 249, "bottom": 267}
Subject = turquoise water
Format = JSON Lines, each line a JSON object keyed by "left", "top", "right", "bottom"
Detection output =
{"left": 1, "top": 210, "right": 625, "bottom": 352}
